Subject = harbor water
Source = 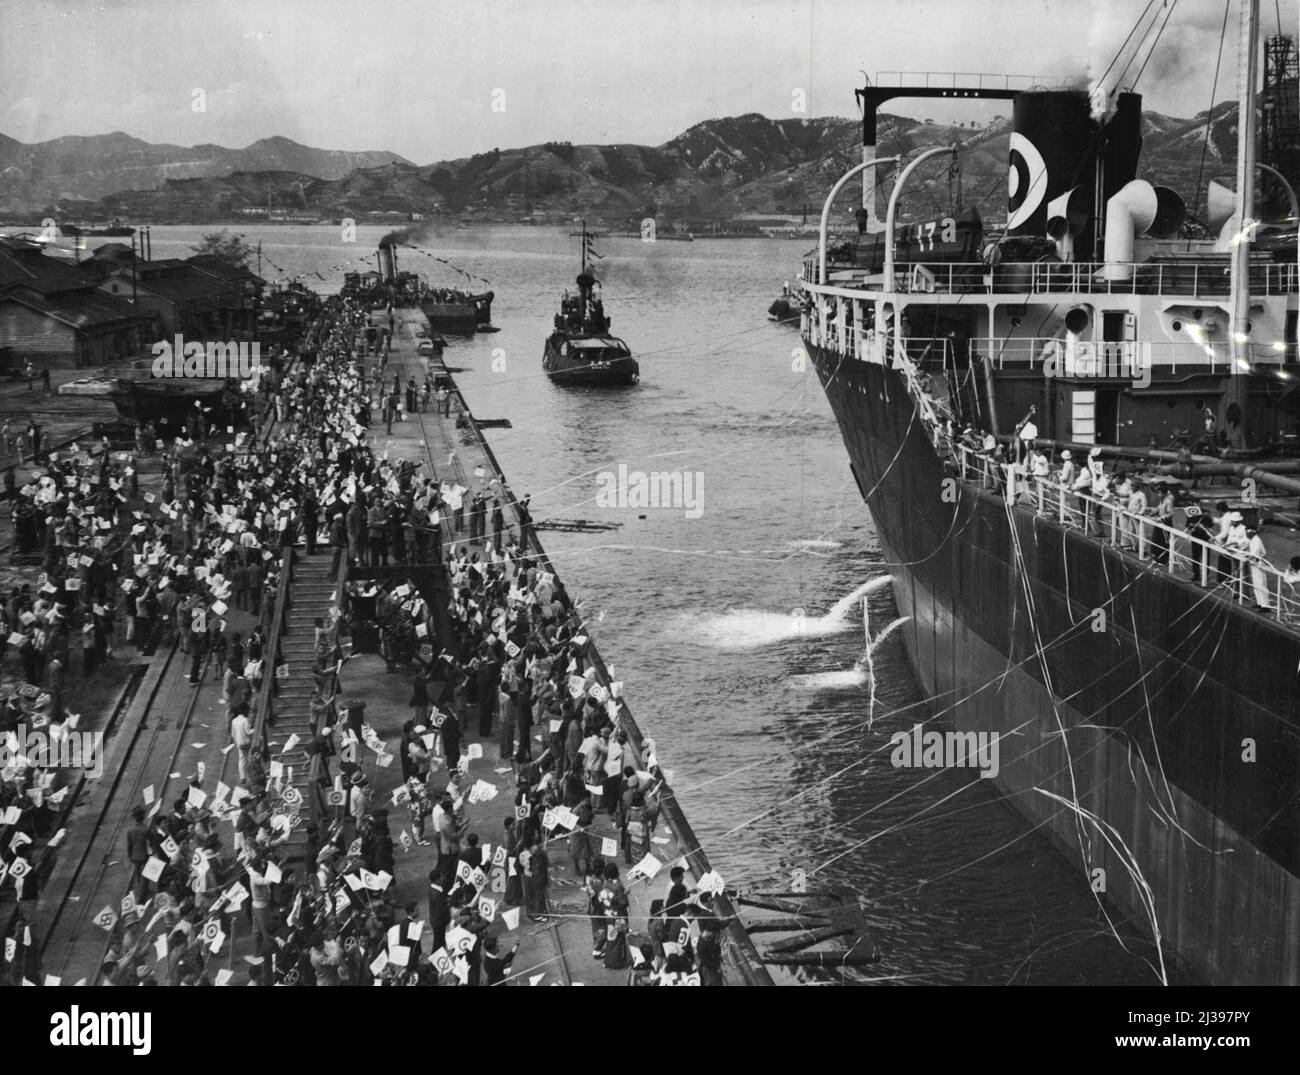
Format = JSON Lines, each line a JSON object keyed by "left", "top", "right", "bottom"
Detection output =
{"left": 141, "top": 223, "right": 1171, "bottom": 984}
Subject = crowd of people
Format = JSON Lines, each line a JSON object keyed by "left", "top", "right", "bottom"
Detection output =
{"left": 4, "top": 292, "right": 728, "bottom": 986}
{"left": 336, "top": 502, "right": 728, "bottom": 984}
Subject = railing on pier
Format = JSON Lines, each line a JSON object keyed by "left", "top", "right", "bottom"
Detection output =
{"left": 306, "top": 555, "right": 350, "bottom": 835}
{"left": 953, "top": 444, "right": 1300, "bottom": 624}
{"left": 250, "top": 547, "right": 295, "bottom": 780}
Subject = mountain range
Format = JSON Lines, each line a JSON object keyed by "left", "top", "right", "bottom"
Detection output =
{"left": 0, "top": 132, "right": 409, "bottom": 209}
{"left": 0, "top": 103, "right": 1248, "bottom": 223}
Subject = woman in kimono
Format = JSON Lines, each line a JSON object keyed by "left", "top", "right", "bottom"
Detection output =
{"left": 599, "top": 861, "right": 631, "bottom": 970}
{"left": 523, "top": 838, "right": 550, "bottom": 922}
{"left": 568, "top": 794, "right": 594, "bottom": 875}
{"left": 584, "top": 857, "right": 606, "bottom": 959}
{"left": 503, "top": 818, "right": 525, "bottom": 907}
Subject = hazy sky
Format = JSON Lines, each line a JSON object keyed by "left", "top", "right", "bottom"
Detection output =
{"left": 1, "top": 0, "right": 1296, "bottom": 162}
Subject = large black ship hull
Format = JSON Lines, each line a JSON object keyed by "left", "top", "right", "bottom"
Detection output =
{"left": 806, "top": 337, "right": 1300, "bottom": 985}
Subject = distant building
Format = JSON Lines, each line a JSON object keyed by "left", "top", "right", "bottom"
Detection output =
{"left": 99, "top": 258, "right": 251, "bottom": 338}
{"left": 0, "top": 237, "right": 149, "bottom": 368}
{"left": 80, "top": 241, "right": 136, "bottom": 281}
{"left": 188, "top": 254, "right": 264, "bottom": 303}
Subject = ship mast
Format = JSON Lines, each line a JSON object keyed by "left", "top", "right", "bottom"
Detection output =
{"left": 1229, "top": 0, "right": 1261, "bottom": 447}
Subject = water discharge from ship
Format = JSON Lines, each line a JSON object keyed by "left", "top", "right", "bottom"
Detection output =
{"left": 687, "top": 576, "right": 891, "bottom": 650}
{"left": 788, "top": 614, "right": 911, "bottom": 705}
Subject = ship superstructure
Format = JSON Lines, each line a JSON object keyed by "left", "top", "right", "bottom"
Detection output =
{"left": 799, "top": 4, "right": 1300, "bottom": 985}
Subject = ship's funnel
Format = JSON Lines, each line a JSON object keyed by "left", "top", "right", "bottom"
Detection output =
{"left": 377, "top": 244, "right": 396, "bottom": 281}
{"left": 1101, "top": 179, "right": 1157, "bottom": 281}
{"left": 1008, "top": 93, "right": 1092, "bottom": 237}
{"left": 1207, "top": 180, "right": 1236, "bottom": 231}
{"left": 1147, "top": 186, "right": 1186, "bottom": 238}
{"left": 1009, "top": 90, "right": 1143, "bottom": 261}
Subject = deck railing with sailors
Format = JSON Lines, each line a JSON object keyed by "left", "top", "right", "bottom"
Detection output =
{"left": 953, "top": 444, "right": 1300, "bottom": 624}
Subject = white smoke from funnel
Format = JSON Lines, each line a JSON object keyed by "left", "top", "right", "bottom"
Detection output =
{"left": 1073, "top": 0, "right": 1271, "bottom": 123}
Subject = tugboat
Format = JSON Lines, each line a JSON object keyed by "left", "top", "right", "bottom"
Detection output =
{"left": 543, "top": 223, "right": 638, "bottom": 386}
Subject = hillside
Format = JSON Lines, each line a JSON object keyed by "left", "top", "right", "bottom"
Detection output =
{"left": 0, "top": 131, "right": 410, "bottom": 208}
{"left": 0, "top": 102, "right": 1271, "bottom": 224}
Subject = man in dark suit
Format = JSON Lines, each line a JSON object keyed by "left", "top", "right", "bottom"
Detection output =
{"left": 490, "top": 499, "right": 504, "bottom": 550}
{"left": 665, "top": 865, "right": 691, "bottom": 919}
{"left": 302, "top": 492, "right": 319, "bottom": 555}
{"left": 427, "top": 872, "right": 450, "bottom": 954}
{"left": 126, "top": 806, "right": 151, "bottom": 902}
{"left": 246, "top": 559, "right": 264, "bottom": 616}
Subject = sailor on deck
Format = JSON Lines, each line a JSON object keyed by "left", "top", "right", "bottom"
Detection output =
{"left": 1247, "top": 528, "right": 1272, "bottom": 611}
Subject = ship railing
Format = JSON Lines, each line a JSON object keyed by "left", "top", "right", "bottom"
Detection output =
{"left": 801, "top": 259, "right": 1298, "bottom": 297}
{"left": 954, "top": 444, "right": 1300, "bottom": 625}
{"left": 873, "top": 71, "right": 1064, "bottom": 91}
{"left": 814, "top": 322, "right": 1292, "bottom": 376}
{"left": 971, "top": 337, "right": 1296, "bottom": 375}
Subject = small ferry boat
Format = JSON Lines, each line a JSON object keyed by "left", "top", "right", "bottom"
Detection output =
{"left": 421, "top": 286, "right": 494, "bottom": 335}
{"left": 542, "top": 224, "right": 638, "bottom": 386}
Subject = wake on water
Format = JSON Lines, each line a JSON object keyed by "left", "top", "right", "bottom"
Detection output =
{"left": 783, "top": 538, "right": 844, "bottom": 552}
{"left": 686, "top": 576, "right": 891, "bottom": 650}
{"left": 787, "top": 615, "right": 911, "bottom": 692}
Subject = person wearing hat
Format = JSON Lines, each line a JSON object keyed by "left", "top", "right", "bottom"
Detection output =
{"left": 1123, "top": 475, "right": 1148, "bottom": 554}
{"left": 1246, "top": 527, "right": 1272, "bottom": 611}
{"left": 1182, "top": 505, "right": 1211, "bottom": 580}
{"left": 1224, "top": 512, "right": 1250, "bottom": 593}
{"left": 1050, "top": 449, "right": 1071, "bottom": 522}
{"left": 1151, "top": 483, "right": 1176, "bottom": 569}
{"left": 1029, "top": 449, "right": 1050, "bottom": 511}
{"left": 1213, "top": 503, "right": 1241, "bottom": 587}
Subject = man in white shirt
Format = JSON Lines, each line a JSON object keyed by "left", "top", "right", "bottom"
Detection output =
{"left": 1247, "top": 528, "right": 1272, "bottom": 610}
{"left": 1226, "top": 517, "right": 1250, "bottom": 594}
{"left": 1125, "top": 479, "right": 1149, "bottom": 554}
{"left": 1030, "top": 451, "right": 1050, "bottom": 511}
{"left": 230, "top": 710, "right": 253, "bottom": 782}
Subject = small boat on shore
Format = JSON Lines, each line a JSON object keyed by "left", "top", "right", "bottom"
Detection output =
{"left": 109, "top": 376, "right": 243, "bottom": 429}
{"left": 543, "top": 223, "right": 638, "bottom": 387}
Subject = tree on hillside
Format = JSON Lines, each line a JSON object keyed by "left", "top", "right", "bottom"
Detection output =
{"left": 191, "top": 229, "right": 255, "bottom": 268}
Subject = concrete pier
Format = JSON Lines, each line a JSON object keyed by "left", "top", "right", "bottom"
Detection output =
{"left": 328, "top": 307, "right": 771, "bottom": 985}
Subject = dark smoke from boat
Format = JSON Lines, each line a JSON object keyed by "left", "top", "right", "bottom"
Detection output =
{"left": 378, "top": 228, "right": 411, "bottom": 249}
